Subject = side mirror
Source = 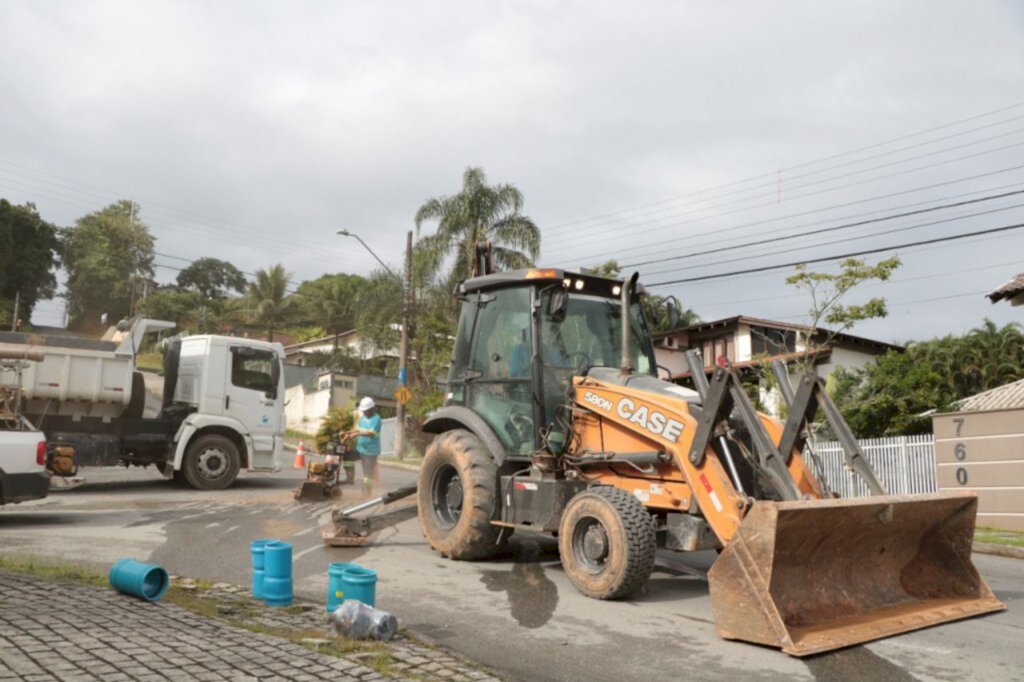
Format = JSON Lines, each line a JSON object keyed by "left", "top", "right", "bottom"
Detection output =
{"left": 666, "top": 297, "right": 680, "bottom": 329}
{"left": 548, "top": 289, "right": 568, "bottom": 322}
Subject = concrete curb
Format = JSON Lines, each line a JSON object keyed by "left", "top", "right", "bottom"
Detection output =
{"left": 973, "top": 541, "right": 1024, "bottom": 559}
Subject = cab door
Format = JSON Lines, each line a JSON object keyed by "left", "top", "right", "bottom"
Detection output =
{"left": 224, "top": 346, "right": 282, "bottom": 469}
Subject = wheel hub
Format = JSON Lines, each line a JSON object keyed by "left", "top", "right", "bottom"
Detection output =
{"left": 197, "top": 447, "right": 227, "bottom": 478}
{"left": 582, "top": 524, "right": 609, "bottom": 564}
{"left": 431, "top": 464, "right": 464, "bottom": 530}
{"left": 445, "top": 478, "right": 464, "bottom": 511}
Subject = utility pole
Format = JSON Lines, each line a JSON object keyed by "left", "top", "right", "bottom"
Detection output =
{"left": 11, "top": 291, "right": 19, "bottom": 331}
{"left": 395, "top": 230, "right": 413, "bottom": 460}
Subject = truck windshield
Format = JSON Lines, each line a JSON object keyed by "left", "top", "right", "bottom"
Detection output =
{"left": 539, "top": 291, "right": 655, "bottom": 429}
{"left": 540, "top": 293, "right": 655, "bottom": 375}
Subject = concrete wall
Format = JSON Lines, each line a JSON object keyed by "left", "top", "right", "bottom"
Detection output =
{"left": 933, "top": 407, "right": 1024, "bottom": 532}
{"left": 654, "top": 345, "right": 689, "bottom": 376}
{"left": 284, "top": 383, "right": 332, "bottom": 436}
{"left": 814, "top": 346, "right": 878, "bottom": 381}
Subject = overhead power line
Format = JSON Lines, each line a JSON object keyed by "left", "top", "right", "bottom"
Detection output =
{"left": 694, "top": 257, "right": 1024, "bottom": 309}
{"left": 647, "top": 221, "right": 1024, "bottom": 287}
{"left": 622, "top": 188, "right": 1024, "bottom": 269}
{"left": 558, "top": 163, "right": 1024, "bottom": 267}
{"left": 541, "top": 100, "right": 1024, "bottom": 233}
{"left": 544, "top": 137, "right": 1024, "bottom": 249}
{"left": 545, "top": 122, "right": 1024, "bottom": 245}
{"left": 641, "top": 201, "right": 1024, "bottom": 279}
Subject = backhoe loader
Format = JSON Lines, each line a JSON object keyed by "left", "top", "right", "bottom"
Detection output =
{"left": 408, "top": 252, "right": 1004, "bottom": 656}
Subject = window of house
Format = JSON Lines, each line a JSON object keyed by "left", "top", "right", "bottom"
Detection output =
{"left": 750, "top": 326, "right": 797, "bottom": 356}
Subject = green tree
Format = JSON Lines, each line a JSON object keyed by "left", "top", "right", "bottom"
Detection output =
{"left": 248, "top": 264, "right": 293, "bottom": 342}
{"left": 136, "top": 289, "right": 201, "bottom": 328}
{"left": 62, "top": 200, "right": 155, "bottom": 330}
{"left": 415, "top": 167, "right": 540, "bottom": 284}
{"left": 176, "top": 258, "right": 247, "bottom": 332}
{"left": 295, "top": 273, "right": 366, "bottom": 348}
{"left": 832, "top": 318, "right": 1024, "bottom": 436}
{"left": 785, "top": 256, "right": 901, "bottom": 371}
{"left": 0, "top": 199, "right": 60, "bottom": 327}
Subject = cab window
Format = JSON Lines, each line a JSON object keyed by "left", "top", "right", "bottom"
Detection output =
{"left": 231, "top": 348, "right": 277, "bottom": 397}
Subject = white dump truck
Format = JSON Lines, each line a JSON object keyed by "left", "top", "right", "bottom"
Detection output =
{"left": 0, "top": 319, "right": 285, "bottom": 490}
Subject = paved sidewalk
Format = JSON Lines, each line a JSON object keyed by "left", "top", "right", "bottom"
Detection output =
{"left": 0, "top": 570, "right": 500, "bottom": 681}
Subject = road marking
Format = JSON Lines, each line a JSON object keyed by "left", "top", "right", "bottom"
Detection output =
{"left": 293, "top": 544, "right": 322, "bottom": 561}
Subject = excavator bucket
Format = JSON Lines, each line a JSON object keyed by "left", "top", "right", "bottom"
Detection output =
{"left": 709, "top": 491, "right": 1005, "bottom": 657}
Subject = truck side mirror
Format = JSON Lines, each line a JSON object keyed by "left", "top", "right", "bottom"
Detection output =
{"left": 548, "top": 289, "right": 568, "bottom": 322}
{"left": 666, "top": 298, "right": 680, "bottom": 329}
{"left": 267, "top": 358, "right": 281, "bottom": 400}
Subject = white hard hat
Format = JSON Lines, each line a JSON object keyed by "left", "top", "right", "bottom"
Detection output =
{"left": 358, "top": 397, "right": 375, "bottom": 413}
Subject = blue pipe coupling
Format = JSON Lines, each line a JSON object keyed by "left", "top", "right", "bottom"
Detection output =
{"left": 262, "top": 540, "right": 293, "bottom": 607}
{"left": 109, "top": 558, "right": 169, "bottom": 602}
{"left": 250, "top": 539, "right": 273, "bottom": 599}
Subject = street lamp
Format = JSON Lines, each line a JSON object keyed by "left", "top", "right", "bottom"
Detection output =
{"left": 337, "top": 229, "right": 396, "bottom": 278}
{"left": 337, "top": 228, "right": 413, "bottom": 460}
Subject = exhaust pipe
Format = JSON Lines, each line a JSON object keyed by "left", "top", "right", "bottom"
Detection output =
{"left": 619, "top": 272, "right": 639, "bottom": 375}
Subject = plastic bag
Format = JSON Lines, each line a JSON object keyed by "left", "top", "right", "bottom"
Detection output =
{"left": 329, "top": 599, "right": 398, "bottom": 641}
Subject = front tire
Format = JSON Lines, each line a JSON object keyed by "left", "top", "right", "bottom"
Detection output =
{"left": 417, "top": 430, "right": 500, "bottom": 560}
{"left": 182, "top": 434, "right": 241, "bottom": 490}
{"left": 559, "top": 486, "right": 656, "bottom": 600}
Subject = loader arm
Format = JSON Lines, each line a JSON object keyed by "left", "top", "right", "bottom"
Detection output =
{"left": 570, "top": 365, "right": 1004, "bottom": 657}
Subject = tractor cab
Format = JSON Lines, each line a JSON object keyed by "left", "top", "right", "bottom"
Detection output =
{"left": 443, "top": 268, "right": 658, "bottom": 458}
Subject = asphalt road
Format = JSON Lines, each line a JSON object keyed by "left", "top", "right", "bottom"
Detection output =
{"left": 2, "top": 466, "right": 1022, "bottom": 682}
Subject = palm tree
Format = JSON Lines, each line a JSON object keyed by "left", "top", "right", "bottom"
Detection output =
{"left": 414, "top": 167, "right": 540, "bottom": 283}
{"left": 249, "top": 264, "right": 293, "bottom": 342}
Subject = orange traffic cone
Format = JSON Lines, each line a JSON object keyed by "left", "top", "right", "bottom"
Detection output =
{"left": 293, "top": 440, "right": 307, "bottom": 469}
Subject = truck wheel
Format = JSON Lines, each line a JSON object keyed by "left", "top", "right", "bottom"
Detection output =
{"left": 417, "top": 429, "right": 500, "bottom": 560}
{"left": 182, "top": 434, "right": 240, "bottom": 490}
{"left": 559, "top": 486, "right": 656, "bottom": 600}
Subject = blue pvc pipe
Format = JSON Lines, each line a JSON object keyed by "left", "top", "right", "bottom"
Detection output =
{"left": 262, "top": 541, "right": 293, "bottom": 607}
{"left": 251, "top": 539, "right": 273, "bottom": 599}
{"left": 109, "top": 558, "right": 169, "bottom": 602}
{"left": 263, "top": 541, "right": 292, "bottom": 577}
{"left": 326, "top": 562, "right": 361, "bottom": 612}
{"left": 341, "top": 566, "right": 377, "bottom": 607}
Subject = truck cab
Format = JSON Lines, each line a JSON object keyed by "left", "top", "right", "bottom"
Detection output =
{"left": 160, "top": 335, "right": 284, "bottom": 488}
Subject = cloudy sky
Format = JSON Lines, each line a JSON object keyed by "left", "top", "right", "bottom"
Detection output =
{"left": 2, "top": 1, "right": 1023, "bottom": 343}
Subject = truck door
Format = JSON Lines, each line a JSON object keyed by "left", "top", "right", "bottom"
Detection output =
{"left": 224, "top": 346, "right": 281, "bottom": 469}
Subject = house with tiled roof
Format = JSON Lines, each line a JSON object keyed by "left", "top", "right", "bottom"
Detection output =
{"left": 987, "top": 272, "right": 1024, "bottom": 306}
{"left": 652, "top": 315, "right": 901, "bottom": 415}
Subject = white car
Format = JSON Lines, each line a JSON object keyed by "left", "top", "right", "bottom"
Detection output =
{"left": 0, "top": 420, "right": 49, "bottom": 505}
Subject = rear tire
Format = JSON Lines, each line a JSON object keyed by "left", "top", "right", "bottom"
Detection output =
{"left": 559, "top": 486, "right": 656, "bottom": 600}
{"left": 182, "top": 434, "right": 240, "bottom": 490}
{"left": 417, "top": 429, "right": 500, "bottom": 560}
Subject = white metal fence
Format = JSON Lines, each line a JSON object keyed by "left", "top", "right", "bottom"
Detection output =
{"left": 807, "top": 434, "right": 936, "bottom": 497}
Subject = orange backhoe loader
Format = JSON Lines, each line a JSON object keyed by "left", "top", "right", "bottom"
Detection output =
{"left": 360, "top": 252, "right": 1003, "bottom": 655}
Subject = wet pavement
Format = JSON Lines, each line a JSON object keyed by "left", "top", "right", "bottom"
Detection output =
{"left": 2, "top": 465, "right": 1023, "bottom": 681}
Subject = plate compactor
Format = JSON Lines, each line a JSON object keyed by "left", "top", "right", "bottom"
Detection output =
{"left": 325, "top": 251, "right": 1006, "bottom": 656}
{"left": 294, "top": 440, "right": 352, "bottom": 502}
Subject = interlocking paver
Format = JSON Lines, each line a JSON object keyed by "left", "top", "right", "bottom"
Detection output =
{"left": 0, "top": 569, "right": 502, "bottom": 681}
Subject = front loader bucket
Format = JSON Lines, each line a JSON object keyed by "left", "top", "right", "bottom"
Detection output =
{"left": 709, "top": 491, "right": 1005, "bottom": 656}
